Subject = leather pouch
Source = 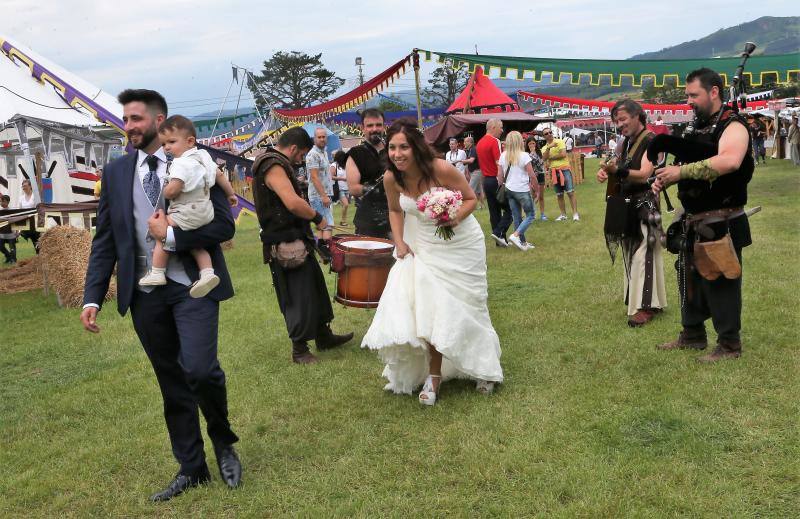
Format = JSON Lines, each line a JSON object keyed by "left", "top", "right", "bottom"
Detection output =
{"left": 604, "top": 195, "right": 628, "bottom": 235}
{"left": 693, "top": 234, "right": 741, "bottom": 280}
{"left": 271, "top": 239, "right": 308, "bottom": 269}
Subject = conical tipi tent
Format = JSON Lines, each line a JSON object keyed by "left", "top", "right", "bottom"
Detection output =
{"left": 445, "top": 66, "right": 519, "bottom": 115}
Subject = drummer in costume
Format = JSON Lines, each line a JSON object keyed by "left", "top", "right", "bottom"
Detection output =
{"left": 346, "top": 108, "right": 392, "bottom": 239}
{"left": 252, "top": 128, "right": 354, "bottom": 364}
{"left": 650, "top": 67, "right": 753, "bottom": 362}
{"left": 597, "top": 100, "right": 667, "bottom": 327}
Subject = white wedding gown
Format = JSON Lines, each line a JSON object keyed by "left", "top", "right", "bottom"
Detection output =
{"left": 361, "top": 192, "right": 504, "bottom": 394}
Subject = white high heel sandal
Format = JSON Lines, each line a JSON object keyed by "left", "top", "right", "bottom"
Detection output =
{"left": 418, "top": 374, "right": 441, "bottom": 406}
{"left": 476, "top": 379, "right": 495, "bottom": 395}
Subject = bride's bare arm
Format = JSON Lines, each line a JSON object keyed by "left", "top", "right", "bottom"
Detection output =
{"left": 384, "top": 171, "right": 412, "bottom": 257}
{"left": 435, "top": 159, "right": 477, "bottom": 225}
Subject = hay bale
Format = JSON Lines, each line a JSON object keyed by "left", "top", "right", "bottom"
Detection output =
{"left": 0, "top": 257, "right": 43, "bottom": 294}
{"left": 38, "top": 226, "right": 116, "bottom": 308}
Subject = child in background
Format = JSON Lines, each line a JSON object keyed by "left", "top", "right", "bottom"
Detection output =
{"left": 139, "top": 115, "right": 237, "bottom": 297}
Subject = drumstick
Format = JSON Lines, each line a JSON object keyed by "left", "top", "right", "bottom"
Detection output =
{"left": 319, "top": 225, "right": 349, "bottom": 232}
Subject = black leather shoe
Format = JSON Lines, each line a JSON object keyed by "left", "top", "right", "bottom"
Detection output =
{"left": 216, "top": 446, "right": 242, "bottom": 488}
{"left": 316, "top": 331, "right": 354, "bottom": 351}
{"left": 292, "top": 351, "right": 320, "bottom": 364}
{"left": 149, "top": 470, "right": 210, "bottom": 502}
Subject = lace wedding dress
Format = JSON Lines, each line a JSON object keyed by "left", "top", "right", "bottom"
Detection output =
{"left": 361, "top": 192, "right": 503, "bottom": 394}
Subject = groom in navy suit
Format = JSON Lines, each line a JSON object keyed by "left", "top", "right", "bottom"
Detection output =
{"left": 81, "top": 89, "right": 241, "bottom": 501}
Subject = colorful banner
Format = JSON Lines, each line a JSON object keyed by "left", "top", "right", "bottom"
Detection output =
{"left": 273, "top": 54, "right": 412, "bottom": 122}
{"left": 517, "top": 91, "right": 770, "bottom": 116}
{"left": 231, "top": 194, "right": 256, "bottom": 224}
{"left": 421, "top": 49, "right": 800, "bottom": 87}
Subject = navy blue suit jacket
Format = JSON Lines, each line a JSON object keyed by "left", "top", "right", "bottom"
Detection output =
{"left": 83, "top": 152, "right": 235, "bottom": 315}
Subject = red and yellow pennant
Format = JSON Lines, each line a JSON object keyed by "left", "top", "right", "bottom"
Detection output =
{"left": 518, "top": 91, "right": 770, "bottom": 115}
{"left": 273, "top": 55, "right": 412, "bottom": 122}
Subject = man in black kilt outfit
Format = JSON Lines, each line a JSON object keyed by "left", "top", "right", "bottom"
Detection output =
{"left": 651, "top": 68, "right": 754, "bottom": 362}
{"left": 252, "top": 128, "right": 353, "bottom": 364}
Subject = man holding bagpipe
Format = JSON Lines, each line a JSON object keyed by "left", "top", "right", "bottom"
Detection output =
{"left": 597, "top": 100, "right": 667, "bottom": 327}
{"left": 648, "top": 66, "right": 754, "bottom": 362}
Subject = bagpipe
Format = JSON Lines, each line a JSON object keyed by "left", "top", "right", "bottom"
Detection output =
{"left": 646, "top": 42, "right": 759, "bottom": 256}
{"left": 645, "top": 42, "right": 757, "bottom": 173}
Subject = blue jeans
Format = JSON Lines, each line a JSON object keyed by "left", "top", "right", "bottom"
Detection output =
{"left": 507, "top": 190, "right": 535, "bottom": 243}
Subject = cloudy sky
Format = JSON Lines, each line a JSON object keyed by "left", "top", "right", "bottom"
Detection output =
{"left": 3, "top": 0, "right": 797, "bottom": 115}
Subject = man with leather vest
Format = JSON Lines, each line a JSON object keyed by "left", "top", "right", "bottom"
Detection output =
{"left": 346, "top": 108, "right": 391, "bottom": 239}
{"left": 651, "top": 68, "right": 753, "bottom": 362}
{"left": 597, "top": 99, "right": 667, "bottom": 327}
{"left": 252, "top": 128, "right": 353, "bottom": 364}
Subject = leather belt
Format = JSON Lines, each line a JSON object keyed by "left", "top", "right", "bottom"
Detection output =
{"left": 687, "top": 206, "right": 744, "bottom": 224}
{"left": 687, "top": 206, "right": 744, "bottom": 240}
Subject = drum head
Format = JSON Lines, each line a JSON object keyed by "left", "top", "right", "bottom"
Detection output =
{"left": 339, "top": 238, "right": 394, "bottom": 251}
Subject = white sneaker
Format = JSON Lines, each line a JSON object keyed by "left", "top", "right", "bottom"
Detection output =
{"left": 555, "top": 214, "right": 568, "bottom": 221}
{"left": 508, "top": 234, "right": 525, "bottom": 250}
{"left": 490, "top": 233, "right": 509, "bottom": 247}
{"left": 139, "top": 270, "right": 167, "bottom": 286}
{"left": 522, "top": 243, "right": 535, "bottom": 251}
{"left": 189, "top": 274, "right": 220, "bottom": 298}
{"left": 573, "top": 213, "right": 580, "bottom": 222}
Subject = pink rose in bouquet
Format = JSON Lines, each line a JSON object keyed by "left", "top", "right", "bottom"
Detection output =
{"left": 416, "top": 187, "right": 463, "bottom": 240}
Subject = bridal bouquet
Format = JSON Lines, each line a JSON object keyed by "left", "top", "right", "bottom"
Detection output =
{"left": 416, "top": 187, "right": 463, "bottom": 240}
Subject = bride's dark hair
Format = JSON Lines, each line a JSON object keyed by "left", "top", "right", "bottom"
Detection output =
{"left": 386, "top": 117, "right": 438, "bottom": 192}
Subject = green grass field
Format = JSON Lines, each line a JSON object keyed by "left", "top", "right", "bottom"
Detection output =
{"left": 2, "top": 158, "right": 798, "bottom": 517}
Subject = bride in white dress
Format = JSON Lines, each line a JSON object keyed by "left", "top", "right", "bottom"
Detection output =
{"left": 361, "top": 119, "right": 503, "bottom": 405}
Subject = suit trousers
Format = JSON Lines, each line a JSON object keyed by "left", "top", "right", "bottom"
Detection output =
{"left": 130, "top": 280, "right": 238, "bottom": 476}
{"left": 482, "top": 176, "right": 512, "bottom": 239}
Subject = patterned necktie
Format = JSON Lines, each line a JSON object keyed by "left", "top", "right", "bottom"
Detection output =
{"left": 143, "top": 155, "right": 161, "bottom": 207}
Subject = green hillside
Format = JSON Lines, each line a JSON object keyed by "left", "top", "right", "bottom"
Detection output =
{"left": 631, "top": 16, "right": 800, "bottom": 59}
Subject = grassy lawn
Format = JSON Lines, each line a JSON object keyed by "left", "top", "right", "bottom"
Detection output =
{"left": 1, "top": 158, "right": 798, "bottom": 517}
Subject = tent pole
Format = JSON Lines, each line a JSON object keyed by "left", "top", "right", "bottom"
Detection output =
{"left": 413, "top": 50, "right": 423, "bottom": 128}
{"left": 210, "top": 71, "right": 236, "bottom": 142}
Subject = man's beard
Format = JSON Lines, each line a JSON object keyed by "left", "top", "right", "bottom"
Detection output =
{"left": 367, "top": 132, "right": 383, "bottom": 146}
{"left": 128, "top": 126, "right": 158, "bottom": 150}
{"left": 692, "top": 103, "right": 714, "bottom": 124}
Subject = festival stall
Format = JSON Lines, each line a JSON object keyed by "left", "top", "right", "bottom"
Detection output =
{"left": 517, "top": 91, "right": 771, "bottom": 117}
{"left": 0, "top": 34, "right": 124, "bottom": 228}
{"left": 446, "top": 66, "right": 519, "bottom": 114}
{"left": 425, "top": 66, "right": 553, "bottom": 148}
{"left": 424, "top": 112, "right": 552, "bottom": 148}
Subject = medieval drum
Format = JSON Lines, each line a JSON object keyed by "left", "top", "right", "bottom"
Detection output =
{"left": 331, "top": 236, "right": 395, "bottom": 308}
